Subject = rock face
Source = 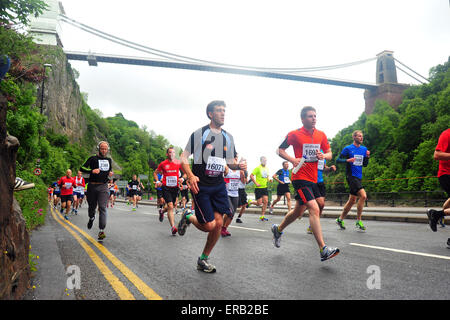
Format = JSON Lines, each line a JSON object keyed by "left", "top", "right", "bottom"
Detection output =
{"left": 38, "top": 45, "right": 87, "bottom": 144}
{"left": 0, "top": 94, "right": 30, "bottom": 300}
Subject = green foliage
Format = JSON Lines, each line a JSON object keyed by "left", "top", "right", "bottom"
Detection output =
{"left": 329, "top": 57, "right": 450, "bottom": 194}
{"left": 0, "top": 0, "right": 48, "bottom": 26}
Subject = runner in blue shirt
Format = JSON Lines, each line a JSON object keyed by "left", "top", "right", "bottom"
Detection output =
{"left": 269, "top": 161, "right": 292, "bottom": 213}
{"left": 335, "top": 130, "right": 370, "bottom": 231}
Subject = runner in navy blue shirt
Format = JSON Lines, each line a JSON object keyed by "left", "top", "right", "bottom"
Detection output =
{"left": 335, "top": 130, "right": 370, "bottom": 231}
{"left": 269, "top": 161, "right": 292, "bottom": 213}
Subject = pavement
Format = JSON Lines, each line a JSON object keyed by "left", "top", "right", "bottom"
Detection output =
{"left": 22, "top": 199, "right": 448, "bottom": 300}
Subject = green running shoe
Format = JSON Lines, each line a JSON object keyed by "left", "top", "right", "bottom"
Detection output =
{"left": 336, "top": 218, "right": 346, "bottom": 230}
{"left": 355, "top": 220, "right": 366, "bottom": 231}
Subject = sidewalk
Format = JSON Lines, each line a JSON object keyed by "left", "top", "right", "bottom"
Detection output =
{"left": 117, "top": 199, "right": 448, "bottom": 225}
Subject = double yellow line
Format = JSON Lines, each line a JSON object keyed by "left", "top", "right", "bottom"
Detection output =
{"left": 50, "top": 207, "right": 162, "bottom": 300}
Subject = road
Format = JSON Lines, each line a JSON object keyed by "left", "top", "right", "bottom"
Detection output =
{"left": 35, "top": 202, "right": 450, "bottom": 300}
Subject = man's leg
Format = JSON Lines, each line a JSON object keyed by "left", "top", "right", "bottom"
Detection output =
{"left": 87, "top": 186, "right": 98, "bottom": 220}
{"left": 340, "top": 194, "right": 357, "bottom": 221}
{"left": 97, "top": 184, "right": 109, "bottom": 230}
{"left": 278, "top": 200, "right": 306, "bottom": 232}
{"left": 307, "top": 200, "right": 325, "bottom": 249}
{"left": 286, "top": 192, "right": 292, "bottom": 212}
{"left": 356, "top": 188, "right": 367, "bottom": 221}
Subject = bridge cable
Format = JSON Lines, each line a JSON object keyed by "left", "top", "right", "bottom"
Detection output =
{"left": 394, "top": 58, "right": 429, "bottom": 83}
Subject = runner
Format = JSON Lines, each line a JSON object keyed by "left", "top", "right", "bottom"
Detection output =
{"left": 178, "top": 100, "right": 246, "bottom": 272}
{"left": 57, "top": 169, "right": 75, "bottom": 220}
{"left": 250, "top": 156, "right": 271, "bottom": 221}
{"left": 222, "top": 157, "right": 241, "bottom": 237}
{"left": 113, "top": 178, "right": 119, "bottom": 207}
{"left": 269, "top": 161, "right": 292, "bottom": 214}
{"left": 426, "top": 128, "right": 450, "bottom": 248}
{"left": 236, "top": 160, "right": 249, "bottom": 223}
{"left": 307, "top": 152, "right": 336, "bottom": 234}
{"left": 108, "top": 179, "right": 116, "bottom": 208}
{"left": 47, "top": 184, "right": 54, "bottom": 203}
{"left": 154, "top": 147, "right": 183, "bottom": 235}
{"left": 52, "top": 181, "right": 61, "bottom": 209}
{"left": 72, "top": 171, "right": 85, "bottom": 215}
{"left": 179, "top": 174, "right": 190, "bottom": 212}
{"left": 80, "top": 141, "right": 114, "bottom": 240}
{"left": 128, "top": 175, "right": 140, "bottom": 212}
{"left": 335, "top": 130, "right": 370, "bottom": 231}
{"left": 154, "top": 172, "right": 166, "bottom": 221}
{"left": 271, "top": 106, "right": 340, "bottom": 261}
{"left": 136, "top": 177, "right": 145, "bottom": 207}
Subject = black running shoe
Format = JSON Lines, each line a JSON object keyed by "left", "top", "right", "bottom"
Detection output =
{"left": 87, "top": 218, "right": 94, "bottom": 230}
{"left": 426, "top": 209, "right": 439, "bottom": 232}
{"left": 178, "top": 209, "right": 191, "bottom": 236}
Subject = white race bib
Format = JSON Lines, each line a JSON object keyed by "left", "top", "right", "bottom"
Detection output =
{"left": 65, "top": 182, "right": 72, "bottom": 189}
{"left": 205, "top": 156, "right": 226, "bottom": 177}
{"left": 132, "top": 185, "right": 137, "bottom": 190}
{"left": 227, "top": 179, "right": 240, "bottom": 191}
{"left": 283, "top": 176, "right": 291, "bottom": 184}
{"left": 98, "top": 159, "right": 110, "bottom": 171}
{"left": 166, "top": 176, "right": 178, "bottom": 187}
{"left": 353, "top": 154, "right": 364, "bottom": 166}
{"left": 303, "top": 144, "right": 320, "bottom": 162}
{"left": 318, "top": 159, "right": 325, "bottom": 170}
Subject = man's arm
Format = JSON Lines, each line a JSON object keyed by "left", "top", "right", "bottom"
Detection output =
{"left": 434, "top": 150, "right": 450, "bottom": 161}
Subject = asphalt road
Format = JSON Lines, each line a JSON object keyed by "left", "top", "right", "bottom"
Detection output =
{"left": 34, "top": 202, "right": 450, "bottom": 300}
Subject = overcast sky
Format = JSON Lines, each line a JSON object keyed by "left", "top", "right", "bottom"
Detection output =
{"left": 53, "top": 0, "right": 449, "bottom": 174}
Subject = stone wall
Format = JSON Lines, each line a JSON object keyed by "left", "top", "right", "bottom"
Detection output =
{"left": 0, "top": 93, "right": 30, "bottom": 300}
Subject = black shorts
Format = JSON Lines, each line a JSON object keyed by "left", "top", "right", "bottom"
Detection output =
{"left": 156, "top": 189, "right": 164, "bottom": 199}
{"left": 439, "top": 174, "right": 450, "bottom": 197}
{"left": 181, "top": 189, "right": 190, "bottom": 201}
{"left": 276, "top": 183, "right": 291, "bottom": 196}
{"left": 129, "top": 190, "right": 138, "bottom": 197}
{"left": 60, "top": 194, "right": 73, "bottom": 203}
{"left": 317, "top": 182, "right": 326, "bottom": 198}
{"left": 238, "top": 188, "right": 247, "bottom": 206}
{"left": 162, "top": 186, "right": 179, "bottom": 204}
{"left": 255, "top": 188, "right": 268, "bottom": 200}
{"left": 292, "top": 180, "right": 321, "bottom": 205}
{"left": 347, "top": 176, "right": 364, "bottom": 196}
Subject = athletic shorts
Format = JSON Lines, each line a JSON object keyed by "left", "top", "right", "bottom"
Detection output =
{"left": 292, "top": 180, "right": 321, "bottom": 205}
{"left": 60, "top": 194, "right": 73, "bottom": 203}
{"left": 439, "top": 174, "right": 450, "bottom": 197}
{"left": 191, "top": 182, "right": 230, "bottom": 224}
{"left": 227, "top": 196, "right": 239, "bottom": 217}
{"left": 317, "top": 182, "right": 326, "bottom": 198}
{"left": 156, "top": 189, "right": 163, "bottom": 199}
{"left": 180, "top": 189, "right": 190, "bottom": 201}
{"left": 109, "top": 191, "right": 115, "bottom": 196}
{"left": 54, "top": 191, "right": 60, "bottom": 197}
{"left": 255, "top": 188, "right": 268, "bottom": 200}
{"left": 276, "top": 183, "right": 291, "bottom": 196}
{"left": 238, "top": 188, "right": 247, "bottom": 206}
{"left": 162, "top": 186, "right": 179, "bottom": 204}
{"left": 347, "top": 175, "right": 364, "bottom": 196}
{"left": 73, "top": 191, "right": 81, "bottom": 198}
{"left": 129, "top": 190, "right": 138, "bottom": 197}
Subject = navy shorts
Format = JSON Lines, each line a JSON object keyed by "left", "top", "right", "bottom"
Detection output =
{"left": 191, "top": 182, "right": 230, "bottom": 224}
{"left": 292, "top": 180, "right": 321, "bottom": 205}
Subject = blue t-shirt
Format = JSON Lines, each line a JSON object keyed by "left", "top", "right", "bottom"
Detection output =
{"left": 156, "top": 173, "right": 163, "bottom": 191}
{"left": 276, "top": 169, "right": 291, "bottom": 185}
{"left": 339, "top": 144, "right": 368, "bottom": 179}
{"left": 317, "top": 159, "right": 325, "bottom": 183}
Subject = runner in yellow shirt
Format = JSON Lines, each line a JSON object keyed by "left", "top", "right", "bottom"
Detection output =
{"left": 250, "top": 156, "right": 271, "bottom": 221}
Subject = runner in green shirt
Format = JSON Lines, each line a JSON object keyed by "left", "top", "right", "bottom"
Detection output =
{"left": 250, "top": 156, "right": 271, "bottom": 221}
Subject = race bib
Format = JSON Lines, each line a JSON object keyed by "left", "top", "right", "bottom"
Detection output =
{"left": 284, "top": 176, "right": 291, "bottom": 184}
{"left": 65, "top": 182, "right": 72, "bottom": 189}
{"left": 228, "top": 179, "right": 240, "bottom": 191}
{"left": 303, "top": 144, "right": 320, "bottom": 162}
{"left": 318, "top": 159, "right": 325, "bottom": 170}
{"left": 353, "top": 154, "right": 364, "bottom": 166}
{"left": 132, "top": 185, "right": 137, "bottom": 190}
{"left": 166, "top": 176, "right": 178, "bottom": 187}
{"left": 205, "top": 156, "right": 226, "bottom": 177}
{"left": 261, "top": 170, "right": 268, "bottom": 179}
{"left": 98, "top": 160, "right": 110, "bottom": 171}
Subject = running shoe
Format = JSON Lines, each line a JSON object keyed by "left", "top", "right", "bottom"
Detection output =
{"left": 98, "top": 231, "right": 106, "bottom": 240}
{"left": 197, "top": 257, "right": 216, "bottom": 273}
{"left": 320, "top": 246, "right": 340, "bottom": 261}
{"left": 14, "top": 177, "right": 35, "bottom": 191}
{"left": 447, "top": 238, "right": 450, "bottom": 249}
{"left": 426, "top": 209, "right": 439, "bottom": 232}
{"left": 247, "top": 199, "right": 252, "bottom": 208}
{"left": 336, "top": 218, "right": 346, "bottom": 230}
{"left": 306, "top": 226, "right": 313, "bottom": 234}
{"left": 171, "top": 226, "right": 178, "bottom": 236}
{"left": 221, "top": 227, "right": 231, "bottom": 237}
{"left": 178, "top": 209, "right": 192, "bottom": 236}
{"left": 236, "top": 218, "right": 243, "bottom": 223}
{"left": 260, "top": 216, "right": 268, "bottom": 221}
{"left": 355, "top": 220, "right": 366, "bottom": 231}
{"left": 439, "top": 217, "right": 446, "bottom": 228}
{"left": 64, "top": 215, "right": 69, "bottom": 220}
{"left": 132, "top": 207, "right": 136, "bottom": 212}
{"left": 159, "top": 208, "right": 164, "bottom": 222}
{"left": 87, "top": 217, "right": 94, "bottom": 230}
{"left": 271, "top": 224, "right": 283, "bottom": 248}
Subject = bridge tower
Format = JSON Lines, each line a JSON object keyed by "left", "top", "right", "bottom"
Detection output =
{"left": 28, "top": 0, "right": 65, "bottom": 47}
{"left": 364, "top": 50, "right": 409, "bottom": 114}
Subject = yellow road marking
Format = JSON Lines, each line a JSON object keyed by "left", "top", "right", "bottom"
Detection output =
{"left": 53, "top": 208, "right": 162, "bottom": 300}
{"left": 51, "top": 208, "right": 135, "bottom": 300}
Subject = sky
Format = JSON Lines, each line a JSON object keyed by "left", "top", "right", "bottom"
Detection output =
{"left": 49, "top": 0, "right": 449, "bottom": 174}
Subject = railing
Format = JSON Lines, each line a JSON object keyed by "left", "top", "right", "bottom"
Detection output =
{"left": 325, "top": 190, "right": 448, "bottom": 207}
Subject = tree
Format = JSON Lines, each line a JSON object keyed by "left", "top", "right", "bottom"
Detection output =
{"left": 0, "top": 0, "right": 48, "bottom": 26}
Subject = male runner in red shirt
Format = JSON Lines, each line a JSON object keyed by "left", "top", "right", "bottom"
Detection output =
{"left": 58, "top": 169, "right": 75, "bottom": 220}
